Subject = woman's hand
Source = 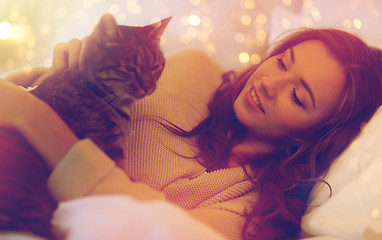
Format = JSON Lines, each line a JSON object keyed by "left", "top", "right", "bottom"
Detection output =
{"left": 33, "top": 37, "right": 89, "bottom": 86}
{"left": 0, "top": 37, "right": 88, "bottom": 168}
{"left": 52, "top": 38, "right": 87, "bottom": 70}
{"left": 0, "top": 80, "right": 78, "bottom": 169}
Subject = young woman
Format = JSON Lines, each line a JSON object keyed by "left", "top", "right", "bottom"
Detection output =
{"left": 0, "top": 28, "right": 381, "bottom": 239}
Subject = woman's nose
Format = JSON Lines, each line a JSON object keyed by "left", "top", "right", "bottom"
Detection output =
{"left": 260, "top": 75, "right": 290, "bottom": 98}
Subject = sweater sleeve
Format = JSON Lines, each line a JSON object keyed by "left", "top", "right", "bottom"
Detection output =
{"left": 47, "top": 139, "right": 165, "bottom": 202}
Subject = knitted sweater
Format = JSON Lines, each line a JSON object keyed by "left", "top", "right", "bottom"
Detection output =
{"left": 47, "top": 49, "right": 257, "bottom": 240}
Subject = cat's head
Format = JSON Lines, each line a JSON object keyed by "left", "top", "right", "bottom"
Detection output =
{"left": 80, "top": 13, "right": 171, "bottom": 105}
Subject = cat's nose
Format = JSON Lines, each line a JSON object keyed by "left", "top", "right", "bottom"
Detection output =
{"left": 145, "top": 85, "right": 156, "bottom": 95}
{"left": 136, "top": 75, "right": 155, "bottom": 97}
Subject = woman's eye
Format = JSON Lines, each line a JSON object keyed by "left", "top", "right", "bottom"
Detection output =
{"left": 277, "top": 58, "right": 288, "bottom": 72}
{"left": 292, "top": 88, "right": 304, "bottom": 108}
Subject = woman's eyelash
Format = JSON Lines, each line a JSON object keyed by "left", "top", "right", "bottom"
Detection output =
{"left": 292, "top": 88, "right": 304, "bottom": 108}
{"left": 277, "top": 58, "right": 287, "bottom": 72}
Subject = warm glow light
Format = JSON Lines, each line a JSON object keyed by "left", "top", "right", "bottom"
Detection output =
{"left": 205, "top": 43, "right": 216, "bottom": 54}
{"left": 251, "top": 54, "right": 261, "bottom": 64}
{"left": 242, "top": 0, "right": 256, "bottom": 9}
{"left": 301, "top": 17, "right": 313, "bottom": 27}
{"left": 0, "top": 21, "right": 12, "bottom": 40}
{"left": 371, "top": 208, "right": 380, "bottom": 218}
{"left": 151, "top": 18, "right": 161, "bottom": 24}
{"left": 9, "top": 24, "right": 26, "bottom": 41}
{"left": 281, "top": 18, "right": 292, "bottom": 28}
{"left": 0, "top": 0, "right": 378, "bottom": 79}
{"left": 241, "top": 15, "right": 252, "bottom": 26}
{"left": 239, "top": 52, "right": 250, "bottom": 63}
{"left": 311, "top": 7, "right": 321, "bottom": 21}
{"left": 256, "top": 14, "right": 267, "bottom": 24}
{"left": 187, "top": 15, "right": 200, "bottom": 27}
{"left": 353, "top": 18, "right": 362, "bottom": 29}
{"left": 23, "top": 64, "right": 33, "bottom": 74}
{"left": 256, "top": 30, "right": 267, "bottom": 41}
{"left": 188, "top": 14, "right": 201, "bottom": 26}
{"left": 304, "top": 0, "right": 313, "bottom": 8}
{"left": 201, "top": 17, "right": 212, "bottom": 27}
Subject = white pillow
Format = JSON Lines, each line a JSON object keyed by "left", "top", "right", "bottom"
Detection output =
{"left": 301, "top": 107, "right": 382, "bottom": 239}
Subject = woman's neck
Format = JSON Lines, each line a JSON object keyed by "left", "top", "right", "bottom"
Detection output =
{"left": 228, "top": 134, "right": 282, "bottom": 167}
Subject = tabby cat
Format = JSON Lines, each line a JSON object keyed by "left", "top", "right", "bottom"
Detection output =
{"left": 0, "top": 13, "right": 170, "bottom": 238}
{"left": 33, "top": 13, "right": 170, "bottom": 163}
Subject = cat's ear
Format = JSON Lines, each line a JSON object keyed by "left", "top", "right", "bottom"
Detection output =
{"left": 93, "top": 13, "right": 123, "bottom": 42}
{"left": 147, "top": 17, "right": 172, "bottom": 45}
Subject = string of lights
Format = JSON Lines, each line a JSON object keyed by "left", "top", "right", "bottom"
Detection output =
{"left": 0, "top": 0, "right": 381, "bottom": 77}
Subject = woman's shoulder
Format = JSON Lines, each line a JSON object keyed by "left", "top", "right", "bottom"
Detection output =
{"left": 131, "top": 48, "right": 224, "bottom": 128}
{"left": 162, "top": 48, "right": 224, "bottom": 88}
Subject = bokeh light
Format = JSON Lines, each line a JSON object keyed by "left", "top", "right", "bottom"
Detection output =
{"left": 239, "top": 52, "right": 250, "bottom": 63}
{"left": 353, "top": 18, "right": 362, "bottom": 29}
{"left": 0, "top": 22, "right": 11, "bottom": 40}
{"left": 188, "top": 14, "right": 201, "bottom": 26}
{"left": 0, "top": 0, "right": 381, "bottom": 77}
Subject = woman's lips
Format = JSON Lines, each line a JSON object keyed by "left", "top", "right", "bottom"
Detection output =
{"left": 246, "top": 86, "right": 265, "bottom": 114}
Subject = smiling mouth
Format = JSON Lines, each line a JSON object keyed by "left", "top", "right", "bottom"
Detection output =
{"left": 250, "top": 87, "right": 265, "bottom": 113}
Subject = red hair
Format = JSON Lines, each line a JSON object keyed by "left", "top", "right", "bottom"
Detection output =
{"left": 162, "top": 28, "right": 382, "bottom": 239}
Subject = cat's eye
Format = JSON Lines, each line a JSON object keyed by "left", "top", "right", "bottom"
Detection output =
{"left": 125, "top": 66, "right": 136, "bottom": 73}
{"left": 151, "top": 65, "right": 160, "bottom": 71}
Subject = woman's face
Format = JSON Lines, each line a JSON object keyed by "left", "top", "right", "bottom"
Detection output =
{"left": 234, "top": 40, "right": 346, "bottom": 142}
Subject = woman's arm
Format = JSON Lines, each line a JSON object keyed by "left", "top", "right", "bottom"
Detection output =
{"left": 1, "top": 37, "right": 166, "bottom": 202}
{"left": 0, "top": 80, "right": 79, "bottom": 169}
{"left": 0, "top": 38, "right": 86, "bottom": 167}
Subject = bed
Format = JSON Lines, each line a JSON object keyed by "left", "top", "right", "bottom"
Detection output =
{"left": 1, "top": 49, "right": 381, "bottom": 240}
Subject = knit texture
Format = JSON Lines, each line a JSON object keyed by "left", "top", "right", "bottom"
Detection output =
{"left": 48, "top": 49, "right": 257, "bottom": 239}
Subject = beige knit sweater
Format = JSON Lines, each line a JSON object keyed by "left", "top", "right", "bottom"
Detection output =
{"left": 47, "top": 49, "right": 257, "bottom": 240}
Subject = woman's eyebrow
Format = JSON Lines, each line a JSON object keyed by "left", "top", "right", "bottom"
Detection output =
{"left": 290, "top": 47, "right": 316, "bottom": 109}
